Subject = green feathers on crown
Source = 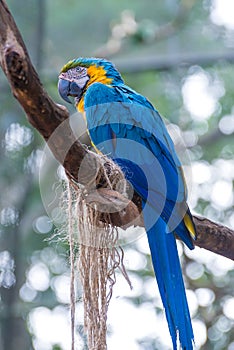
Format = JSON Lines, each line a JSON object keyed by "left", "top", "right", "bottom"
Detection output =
{"left": 61, "top": 57, "right": 124, "bottom": 84}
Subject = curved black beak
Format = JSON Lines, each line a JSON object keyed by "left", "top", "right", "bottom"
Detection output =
{"left": 58, "top": 78, "right": 72, "bottom": 104}
{"left": 58, "top": 78, "right": 84, "bottom": 105}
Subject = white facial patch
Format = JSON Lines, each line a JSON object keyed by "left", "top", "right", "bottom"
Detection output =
{"left": 59, "top": 66, "right": 89, "bottom": 89}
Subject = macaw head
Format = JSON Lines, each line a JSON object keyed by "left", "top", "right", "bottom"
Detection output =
{"left": 58, "top": 64, "right": 89, "bottom": 105}
{"left": 58, "top": 57, "right": 124, "bottom": 106}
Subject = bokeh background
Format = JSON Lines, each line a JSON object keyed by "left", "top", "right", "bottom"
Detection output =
{"left": 0, "top": 0, "right": 234, "bottom": 349}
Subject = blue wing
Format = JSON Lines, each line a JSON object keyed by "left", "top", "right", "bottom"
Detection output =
{"left": 84, "top": 82, "right": 195, "bottom": 247}
{"left": 83, "top": 82, "right": 196, "bottom": 349}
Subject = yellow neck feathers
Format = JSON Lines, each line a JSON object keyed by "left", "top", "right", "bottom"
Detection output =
{"left": 77, "top": 65, "right": 112, "bottom": 112}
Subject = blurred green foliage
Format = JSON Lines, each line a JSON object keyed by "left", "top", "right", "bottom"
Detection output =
{"left": 0, "top": 0, "right": 234, "bottom": 349}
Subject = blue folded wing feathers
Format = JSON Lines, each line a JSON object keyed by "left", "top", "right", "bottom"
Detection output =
{"left": 85, "top": 83, "right": 195, "bottom": 242}
{"left": 84, "top": 81, "right": 195, "bottom": 349}
{"left": 85, "top": 83, "right": 184, "bottom": 196}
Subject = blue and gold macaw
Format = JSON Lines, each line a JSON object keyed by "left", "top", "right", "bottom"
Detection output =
{"left": 58, "top": 58, "right": 196, "bottom": 350}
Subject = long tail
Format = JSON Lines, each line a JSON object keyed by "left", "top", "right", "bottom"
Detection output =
{"left": 146, "top": 217, "right": 194, "bottom": 350}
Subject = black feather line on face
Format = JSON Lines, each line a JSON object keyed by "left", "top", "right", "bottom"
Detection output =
{"left": 59, "top": 67, "right": 88, "bottom": 84}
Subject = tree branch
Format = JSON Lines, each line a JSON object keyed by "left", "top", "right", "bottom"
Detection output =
{"left": 85, "top": 189, "right": 234, "bottom": 260}
{"left": 115, "top": 51, "right": 234, "bottom": 74}
{"left": 0, "top": 0, "right": 233, "bottom": 261}
{"left": 0, "top": 0, "right": 87, "bottom": 181}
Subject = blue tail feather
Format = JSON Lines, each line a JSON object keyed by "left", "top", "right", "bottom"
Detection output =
{"left": 146, "top": 217, "right": 194, "bottom": 350}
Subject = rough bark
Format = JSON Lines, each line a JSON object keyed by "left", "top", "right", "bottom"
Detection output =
{"left": 0, "top": 0, "right": 233, "bottom": 261}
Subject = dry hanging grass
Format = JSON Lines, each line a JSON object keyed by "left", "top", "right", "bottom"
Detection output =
{"left": 66, "top": 152, "right": 132, "bottom": 350}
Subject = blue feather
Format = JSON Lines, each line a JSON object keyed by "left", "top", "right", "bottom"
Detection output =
{"left": 145, "top": 209, "right": 194, "bottom": 350}
{"left": 80, "top": 68, "right": 196, "bottom": 349}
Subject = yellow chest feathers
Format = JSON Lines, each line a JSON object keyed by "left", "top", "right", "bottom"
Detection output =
{"left": 77, "top": 65, "right": 112, "bottom": 113}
